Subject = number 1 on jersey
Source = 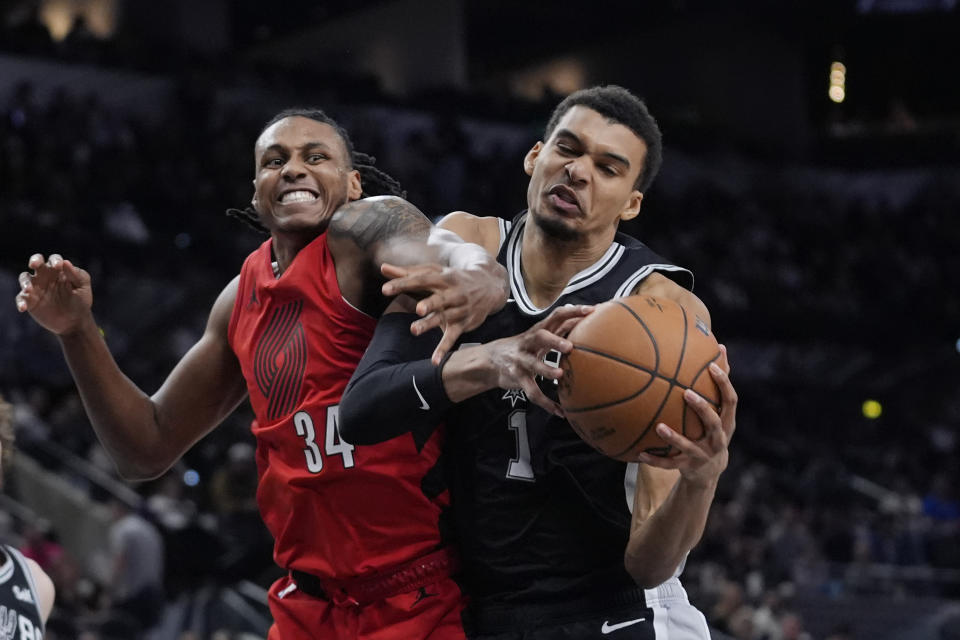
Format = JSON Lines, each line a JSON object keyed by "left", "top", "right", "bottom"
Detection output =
{"left": 507, "top": 410, "right": 535, "bottom": 481}
{"left": 293, "top": 407, "right": 356, "bottom": 473}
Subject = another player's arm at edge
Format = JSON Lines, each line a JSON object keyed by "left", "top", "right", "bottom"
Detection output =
{"left": 24, "top": 556, "right": 55, "bottom": 623}
{"left": 52, "top": 272, "right": 247, "bottom": 480}
{"left": 623, "top": 273, "right": 731, "bottom": 588}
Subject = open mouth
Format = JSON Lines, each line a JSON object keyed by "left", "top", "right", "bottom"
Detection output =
{"left": 278, "top": 189, "right": 319, "bottom": 204}
{"left": 547, "top": 184, "right": 581, "bottom": 213}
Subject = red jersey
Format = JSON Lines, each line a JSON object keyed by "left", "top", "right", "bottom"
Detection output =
{"left": 227, "top": 234, "right": 450, "bottom": 580}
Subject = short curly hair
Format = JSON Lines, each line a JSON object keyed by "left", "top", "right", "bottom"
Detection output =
{"left": 544, "top": 85, "right": 663, "bottom": 193}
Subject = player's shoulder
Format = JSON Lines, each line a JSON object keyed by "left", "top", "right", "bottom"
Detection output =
{"left": 437, "top": 211, "right": 502, "bottom": 255}
{"left": 632, "top": 272, "right": 711, "bottom": 327}
{"left": 22, "top": 556, "right": 55, "bottom": 623}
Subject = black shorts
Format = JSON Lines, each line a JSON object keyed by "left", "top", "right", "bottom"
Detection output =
{"left": 466, "top": 587, "right": 654, "bottom": 640}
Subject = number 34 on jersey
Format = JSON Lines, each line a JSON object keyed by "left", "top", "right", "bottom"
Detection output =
{"left": 292, "top": 406, "right": 355, "bottom": 473}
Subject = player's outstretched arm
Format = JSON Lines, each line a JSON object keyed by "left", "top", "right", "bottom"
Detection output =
{"left": 623, "top": 346, "right": 736, "bottom": 588}
{"left": 328, "top": 197, "right": 508, "bottom": 364}
{"left": 338, "top": 304, "right": 590, "bottom": 445}
{"left": 16, "top": 254, "right": 248, "bottom": 480}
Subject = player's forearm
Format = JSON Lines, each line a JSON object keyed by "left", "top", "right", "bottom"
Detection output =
{"left": 57, "top": 317, "right": 169, "bottom": 479}
{"left": 624, "top": 475, "right": 717, "bottom": 588}
{"left": 339, "top": 313, "right": 452, "bottom": 444}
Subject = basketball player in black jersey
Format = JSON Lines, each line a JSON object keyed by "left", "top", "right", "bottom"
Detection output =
{"left": 0, "top": 395, "right": 56, "bottom": 639}
{"left": 339, "top": 85, "right": 737, "bottom": 639}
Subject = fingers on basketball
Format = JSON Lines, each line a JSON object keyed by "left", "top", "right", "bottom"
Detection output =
{"left": 558, "top": 295, "right": 723, "bottom": 461}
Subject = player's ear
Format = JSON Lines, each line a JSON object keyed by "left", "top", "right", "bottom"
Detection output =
{"left": 346, "top": 169, "right": 362, "bottom": 201}
{"left": 250, "top": 178, "right": 260, "bottom": 211}
{"left": 523, "top": 142, "right": 544, "bottom": 176}
{"left": 620, "top": 190, "right": 643, "bottom": 222}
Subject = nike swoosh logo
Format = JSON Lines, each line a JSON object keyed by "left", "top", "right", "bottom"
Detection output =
{"left": 412, "top": 376, "right": 430, "bottom": 410}
{"left": 601, "top": 618, "right": 646, "bottom": 634}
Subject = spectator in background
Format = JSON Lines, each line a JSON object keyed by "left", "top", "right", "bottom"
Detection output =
{"left": 104, "top": 497, "right": 165, "bottom": 636}
{"left": 20, "top": 519, "right": 65, "bottom": 574}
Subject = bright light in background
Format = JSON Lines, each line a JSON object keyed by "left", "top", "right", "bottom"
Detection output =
{"left": 510, "top": 57, "right": 586, "bottom": 101}
{"left": 183, "top": 469, "right": 200, "bottom": 487}
{"left": 862, "top": 399, "right": 882, "bottom": 419}
{"left": 829, "top": 61, "right": 847, "bottom": 103}
{"left": 39, "top": 0, "right": 117, "bottom": 43}
{"left": 955, "top": 337, "right": 960, "bottom": 353}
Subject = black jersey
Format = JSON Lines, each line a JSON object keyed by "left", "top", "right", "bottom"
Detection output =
{"left": 0, "top": 545, "right": 45, "bottom": 639}
{"left": 447, "top": 212, "right": 694, "bottom": 608}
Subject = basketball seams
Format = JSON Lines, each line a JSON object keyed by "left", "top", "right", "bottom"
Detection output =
{"left": 612, "top": 299, "right": 661, "bottom": 372}
{"left": 615, "top": 298, "right": 675, "bottom": 457}
{"left": 567, "top": 345, "right": 658, "bottom": 378}
{"left": 558, "top": 295, "right": 722, "bottom": 460}
{"left": 674, "top": 305, "right": 690, "bottom": 442}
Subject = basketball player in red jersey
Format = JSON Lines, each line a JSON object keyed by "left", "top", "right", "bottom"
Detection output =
{"left": 14, "top": 109, "right": 507, "bottom": 639}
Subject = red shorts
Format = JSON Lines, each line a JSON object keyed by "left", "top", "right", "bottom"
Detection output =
{"left": 266, "top": 573, "right": 467, "bottom": 640}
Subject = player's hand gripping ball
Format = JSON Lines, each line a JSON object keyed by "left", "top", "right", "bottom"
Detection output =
{"left": 558, "top": 295, "right": 723, "bottom": 459}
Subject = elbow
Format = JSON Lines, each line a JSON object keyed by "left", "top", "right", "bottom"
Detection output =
{"left": 336, "top": 395, "right": 370, "bottom": 446}
{"left": 113, "top": 453, "right": 175, "bottom": 482}
{"left": 624, "top": 554, "right": 678, "bottom": 590}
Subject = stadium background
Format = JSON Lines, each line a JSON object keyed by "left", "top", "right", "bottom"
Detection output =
{"left": 1, "top": 0, "right": 958, "bottom": 637}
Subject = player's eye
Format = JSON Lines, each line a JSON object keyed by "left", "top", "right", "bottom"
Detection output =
{"left": 307, "top": 153, "right": 329, "bottom": 163}
{"left": 264, "top": 157, "right": 283, "bottom": 168}
{"left": 556, "top": 143, "right": 575, "bottom": 154}
{"left": 599, "top": 165, "right": 618, "bottom": 176}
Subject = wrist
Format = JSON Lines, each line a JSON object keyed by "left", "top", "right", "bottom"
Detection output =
{"left": 678, "top": 473, "right": 720, "bottom": 495}
{"left": 56, "top": 313, "right": 100, "bottom": 340}
{"left": 443, "top": 346, "right": 497, "bottom": 402}
{"left": 447, "top": 242, "right": 489, "bottom": 271}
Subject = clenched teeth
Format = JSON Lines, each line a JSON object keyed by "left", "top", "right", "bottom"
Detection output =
{"left": 280, "top": 190, "right": 318, "bottom": 203}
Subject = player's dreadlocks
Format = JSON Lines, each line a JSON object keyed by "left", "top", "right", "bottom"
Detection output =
{"left": 227, "top": 108, "right": 405, "bottom": 235}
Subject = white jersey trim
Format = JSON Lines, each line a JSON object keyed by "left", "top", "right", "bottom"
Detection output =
{"left": 615, "top": 264, "right": 696, "bottom": 299}
{"left": 507, "top": 217, "right": 626, "bottom": 316}
{"left": 340, "top": 294, "right": 376, "bottom": 320}
{"left": 497, "top": 217, "right": 511, "bottom": 252}
{"left": 2, "top": 545, "right": 44, "bottom": 634}
{"left": 0, "top": 548, "right": 13, "bottom": 584}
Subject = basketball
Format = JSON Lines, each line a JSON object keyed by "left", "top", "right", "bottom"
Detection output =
{"left": 557, "top": 295, "right": 723, "bottom": 460}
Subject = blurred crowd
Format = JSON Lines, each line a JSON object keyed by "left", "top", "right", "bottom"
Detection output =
{"left": 1, "top": 29, "right": 959, "bottom": 640}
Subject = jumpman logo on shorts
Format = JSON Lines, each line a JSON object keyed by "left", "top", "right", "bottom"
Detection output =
{"left": 412, "top": 586, "right": 437, "bottom": 607}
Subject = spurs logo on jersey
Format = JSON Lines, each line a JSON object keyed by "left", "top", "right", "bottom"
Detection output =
{"left": 0, "top": 547, "right": 44, "bottom": 640}
{"left": 501, "top": 389, "right": 527, "bottom": 407}
{"left": 0, "top": 606, "right": 41, "bottom": 640}
{"left": 254, "top": 299, "right": 307, "bottom": 419}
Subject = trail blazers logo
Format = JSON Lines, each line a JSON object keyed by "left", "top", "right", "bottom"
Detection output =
{"left": 254, "top": 300, "right": 307, "bottom": 419}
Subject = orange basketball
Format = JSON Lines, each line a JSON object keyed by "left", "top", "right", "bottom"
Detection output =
{"left": 557, "top": 295, "right": 723, "bottom": 460}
